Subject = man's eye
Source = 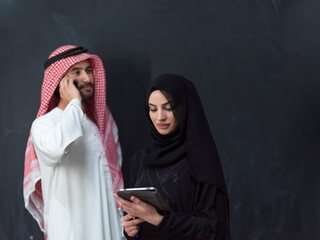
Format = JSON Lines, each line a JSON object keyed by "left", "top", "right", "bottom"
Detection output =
{"left": 87, "top": 68, "right": 93, "bottom": 73}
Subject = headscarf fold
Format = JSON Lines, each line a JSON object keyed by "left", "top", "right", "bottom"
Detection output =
{"left": 143, "top": 74, "right": 228, "bottom": 195}
{"left": 23, "top": 45, "right": 123, "bottom": 233}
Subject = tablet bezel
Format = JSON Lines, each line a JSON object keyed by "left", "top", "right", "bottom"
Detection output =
{"left": 117, "top": 187, "right": 171, "bottom": 212}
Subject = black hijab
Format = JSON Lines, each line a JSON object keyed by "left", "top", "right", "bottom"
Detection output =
{"left": 143, "top": 73, "right": 228, "bottom": 196}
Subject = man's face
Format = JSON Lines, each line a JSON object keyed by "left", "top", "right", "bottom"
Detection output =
{"left": 66, "top": 60, "right": 95, "bottom": 101}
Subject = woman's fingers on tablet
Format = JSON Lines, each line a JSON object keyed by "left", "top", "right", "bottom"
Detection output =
{"left": 114, "top": 193, "right": 152, "bottom": 220}
{"left": 130, "top": 196, "right": 141, "bottom": 203}
{"left": 113, "top": 193, "right": 130, "bottom": 205}
{"left": 132, "top": 218, "right": 144, "bottom": 224}
{"left": 122, "top": 214, "right": 144, "bottom": 231}
{"left": 122, "top": 214, "right": 133, "bottom": 221}
{"left": 122, "top": 218, "right": 144, "bottom": 227}
{"left": 113, "top": 193, "right": 121, "bottom": 200}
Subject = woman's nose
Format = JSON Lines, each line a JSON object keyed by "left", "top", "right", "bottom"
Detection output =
{"left": 157, "top": 110, "right": 166, "bottom": 121}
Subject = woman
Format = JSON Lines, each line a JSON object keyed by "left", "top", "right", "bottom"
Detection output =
{"left": 114, "top": 74, "right": 231, "bottom": 239}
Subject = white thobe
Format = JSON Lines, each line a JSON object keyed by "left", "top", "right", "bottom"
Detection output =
{"left": 31, "top": 99, "right": 122, "bottom": 240}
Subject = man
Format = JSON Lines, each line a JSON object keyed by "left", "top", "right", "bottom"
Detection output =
{"left": 23, "top": 45, "right": 123, "bottom": 240}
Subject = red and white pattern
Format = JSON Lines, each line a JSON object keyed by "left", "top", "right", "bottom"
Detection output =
{"left": 23, "top": 45, "right": 123, "bottom": 234}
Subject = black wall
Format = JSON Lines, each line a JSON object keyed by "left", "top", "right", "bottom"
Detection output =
{"left": 1, "top": 0, "right": 319, "bottom": 239}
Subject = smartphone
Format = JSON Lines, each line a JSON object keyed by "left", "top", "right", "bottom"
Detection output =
{"left": 117, "top": 187, "right": 171, "bottom": 212}
{"left": 74, "top": 81, "right": 79, "bottom": 89}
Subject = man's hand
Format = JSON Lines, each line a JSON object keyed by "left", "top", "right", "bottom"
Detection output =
{"left": 59, "top": 74, "right": 81, "bottom": 103}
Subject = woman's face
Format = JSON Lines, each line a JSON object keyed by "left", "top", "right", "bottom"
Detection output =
{"left": 148, "top": 90, "right": 178, "bottom": 135}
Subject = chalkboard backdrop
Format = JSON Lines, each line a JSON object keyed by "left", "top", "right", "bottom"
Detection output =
{"left": 0, "top": 0, "right": 319, "bottom": 239}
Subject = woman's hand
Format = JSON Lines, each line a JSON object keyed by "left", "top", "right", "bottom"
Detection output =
{"left": 122, "top": 214, "right": 144, "bottom": 237}
{"left": 113, "top": 194, "right": 164, "bottom": 226}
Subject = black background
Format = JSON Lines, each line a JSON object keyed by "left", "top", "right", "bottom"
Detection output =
{"left": 1, "top": 0, "right": 319, "bottom": 239}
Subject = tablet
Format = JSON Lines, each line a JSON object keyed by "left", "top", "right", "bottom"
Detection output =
{"left": 117, "top": 187, "right": 171, "bottom": 212}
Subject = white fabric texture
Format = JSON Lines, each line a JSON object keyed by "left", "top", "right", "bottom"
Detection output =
{"left": 31, "top": 99, "right": 122, "bottom": 240}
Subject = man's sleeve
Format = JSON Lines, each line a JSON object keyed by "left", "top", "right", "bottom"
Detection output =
{"left": 31, "top": 99, "right": 84, "bottom": 165}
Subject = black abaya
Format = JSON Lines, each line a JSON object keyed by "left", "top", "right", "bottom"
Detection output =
{"left": 125, "top": 74, "right": 231, "bottom": 240}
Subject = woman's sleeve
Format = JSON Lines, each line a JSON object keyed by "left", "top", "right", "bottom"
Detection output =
{"left": 156, "top": 182, "right": 230, "bottom": 239}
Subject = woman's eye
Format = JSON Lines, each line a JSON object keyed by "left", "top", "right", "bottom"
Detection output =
{"left": 149, "top": 109, "right": 157, "bottom": 112}
{"left": 165, "top": 108, "right": 172, "bottom": 111}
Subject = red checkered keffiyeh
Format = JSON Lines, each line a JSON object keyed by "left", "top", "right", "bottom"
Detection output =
{"left": 23, "top": 45, "right": 123, "bottom": 234}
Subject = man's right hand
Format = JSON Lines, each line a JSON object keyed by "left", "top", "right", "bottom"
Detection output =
{"left": 59, "top": 74, "right": 82, "bottom": 103}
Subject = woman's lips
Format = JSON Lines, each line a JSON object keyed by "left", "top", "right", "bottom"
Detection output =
{"left": 157, "top": 123, "right": 170, "bottom": 129}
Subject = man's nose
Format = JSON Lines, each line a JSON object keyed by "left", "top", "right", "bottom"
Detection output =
{"left": 81, "top": 72, "right": 91, "bottom": 83}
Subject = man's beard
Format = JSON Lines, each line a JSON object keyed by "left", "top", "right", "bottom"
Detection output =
{"left": 79, "top": 83, "right": 95, "bottom": 101}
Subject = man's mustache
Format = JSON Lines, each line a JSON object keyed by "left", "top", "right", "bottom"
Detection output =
{"left": 79, "top": 83, "right": 94, "bottom": 89}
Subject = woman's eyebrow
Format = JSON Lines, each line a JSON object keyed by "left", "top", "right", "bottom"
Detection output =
{"left": 148, "top": 102, "right": 170, "bottom": 107}
{"left": 162, "top": 102, "right": 170, "bottom": 107}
